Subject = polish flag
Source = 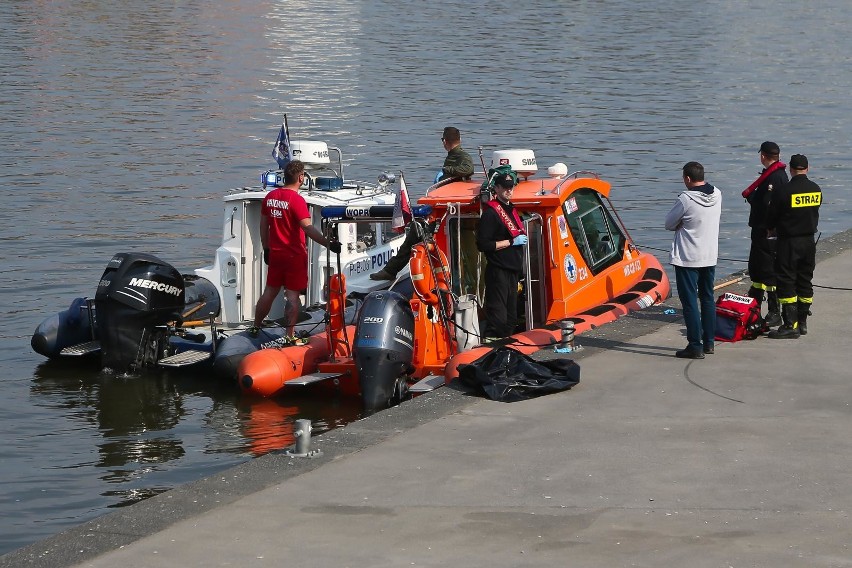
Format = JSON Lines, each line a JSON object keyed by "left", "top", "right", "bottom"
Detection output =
{"left": 392, "top": 172, "right": 412, "bottom": 233}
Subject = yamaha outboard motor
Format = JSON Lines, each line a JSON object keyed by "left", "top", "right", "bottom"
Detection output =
{"left": 354, "top": 290, "right": 414, "bottom": 411}
{"left": 95, "top": 253, "right": 185, "bottom": 372}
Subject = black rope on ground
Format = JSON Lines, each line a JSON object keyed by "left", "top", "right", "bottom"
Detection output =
{"left": 683, "top": 360, "right": 744, "bottom": 404}
{"left": 640, "top": 243, "right": 852, "bottom": 291}
{"left": 812, "top": 284, "right": 852, "bottom": 291}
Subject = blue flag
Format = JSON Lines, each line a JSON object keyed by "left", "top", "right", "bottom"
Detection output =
{"left": 271, "top": 123, "right": 291, "bottom": 169}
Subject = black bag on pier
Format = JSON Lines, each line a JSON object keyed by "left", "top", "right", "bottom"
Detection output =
{"left": 457, "top": 347, "right": 580, "bottom": 402}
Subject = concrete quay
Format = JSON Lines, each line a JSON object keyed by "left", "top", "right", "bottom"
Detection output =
{"left": 4, "top": 230, "right": 851, "bottom": 568}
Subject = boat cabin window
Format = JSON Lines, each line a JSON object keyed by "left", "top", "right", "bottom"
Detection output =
{"left": 356, "top": 222, "right": 378, "bottom": 252}
{"left": 380, "top": 222, "right": 399, "bottom": 247}
{"left": 445, "top": 216, "right": 482, "bottom": 297}
{"left": 341, "top": 221, "right": 390, "bottom": 253}
{"left": 563, "top": 189, "right": 625, "bottom": 274}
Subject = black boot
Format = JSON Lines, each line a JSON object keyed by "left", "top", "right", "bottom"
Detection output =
{"left": 747, "top": 286, "right": 765, "bottom": 303}
{"left": 747, "top": 287, "right": 769, "bottom": 330}
{"left": 765, "top": 291, "right": 782, "bottom": 328}
{"left": 797, "top": 302, "right": 811, "bottom": 336}
{"left": 768, "top": 304, "right": 800, "bottom": 339}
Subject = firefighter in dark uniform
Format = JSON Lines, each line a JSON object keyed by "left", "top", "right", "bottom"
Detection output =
{"left": 765, "top": 154, "right": 821, "bottom": 339}
{"left": 743, "top": 141, "right": 789, "bottom": 327}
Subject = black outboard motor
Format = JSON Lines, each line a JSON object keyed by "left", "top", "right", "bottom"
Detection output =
{"left": 95, "top": 253, "right": 185, "bottom": 372}
{"left": 354, "top": 290, "right": 414, "bottom": 411}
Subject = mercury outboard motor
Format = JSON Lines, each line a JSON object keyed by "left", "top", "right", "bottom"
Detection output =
{"left": 95, "top": 253, "right": 185, "bottom": 372}
{"left": 354, "top": 290, "right": 414, "bottom": 411}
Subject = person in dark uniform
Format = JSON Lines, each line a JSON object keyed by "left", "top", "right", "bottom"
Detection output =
{"left": 743, "top": 141, "right": 788, "bottom": 327}
{"left": 371, "top": 127, "right": 474, "bottom": 281}
{"left": 476, "top": 170, "right": 527, "bottom": 339}
{"left": 765, "top": 154, "right": 821, "bottom": 339}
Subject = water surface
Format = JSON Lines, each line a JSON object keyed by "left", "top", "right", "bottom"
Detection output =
{"left": 1, "top": 0, "right": 849, "bottom": 555}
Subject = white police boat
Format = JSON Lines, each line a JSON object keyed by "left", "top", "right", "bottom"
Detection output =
{"left": 31, "top": 140, "right": 411, "bottom": 378}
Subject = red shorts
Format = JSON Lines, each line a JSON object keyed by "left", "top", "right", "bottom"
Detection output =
{"left": 266, "top": 250, "right": 308, "bottom": 291}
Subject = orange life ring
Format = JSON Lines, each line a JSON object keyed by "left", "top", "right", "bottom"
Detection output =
{"left": 409, "top": 243, "right": 450, "bottom": 306}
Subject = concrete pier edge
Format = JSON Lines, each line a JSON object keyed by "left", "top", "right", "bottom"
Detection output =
{"left": 3, "top": 228, "right": 850, "bottom": 568}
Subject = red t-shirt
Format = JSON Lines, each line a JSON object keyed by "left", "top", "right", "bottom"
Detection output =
{"left": 261, "top": 187, "right": 311, "bottom": 257}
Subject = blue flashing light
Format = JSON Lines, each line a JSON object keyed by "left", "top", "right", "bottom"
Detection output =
{"left": 262, "top": 170, "right": 285, "bottom": 187}
{"left": 412, "top": 205, "right": 432, "bottom": 218}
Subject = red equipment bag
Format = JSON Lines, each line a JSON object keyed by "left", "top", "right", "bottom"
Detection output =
{"left": 714, "top": 292, "right": 764, "bottom": 342}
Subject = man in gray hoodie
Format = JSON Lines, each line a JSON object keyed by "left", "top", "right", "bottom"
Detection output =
{"left": 665, "top": 161, "right": 722, "bottom": 359}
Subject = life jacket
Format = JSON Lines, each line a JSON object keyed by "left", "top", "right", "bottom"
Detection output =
{"left": 742, "top": 161, "right": 786, "bottom": 199}
{"left": 483, "top": 199, "right": 525, "bottom": 239}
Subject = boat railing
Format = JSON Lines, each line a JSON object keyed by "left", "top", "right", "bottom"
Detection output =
{"left": 424, "top": 176, "right": 462, "bottom": 196}
{"left": 303, "top": 186, "right": 394, "bottom": 205}
{"left": 224, "top": 179, "right": 394, "bottom": 203}
{"left": 549, "top": 170, "right": 601, "bottom": 195}
{"left": 425, "top": 169, "right": 602, "bottom": 197}
{"left": 226, "top": 186, "right": 263, "bottom": 197}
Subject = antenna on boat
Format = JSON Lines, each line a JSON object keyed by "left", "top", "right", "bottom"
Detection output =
{"left": 477, "top": 146, "right": 487, "bottom": 177}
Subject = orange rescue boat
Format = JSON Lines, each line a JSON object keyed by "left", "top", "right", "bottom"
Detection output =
{"left": 237, "top": 150, "right": 671, "bottom": 408}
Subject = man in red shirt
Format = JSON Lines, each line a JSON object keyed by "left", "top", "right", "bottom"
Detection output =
{"left": 250, "top": 160, "right": 340, "bottom": 337}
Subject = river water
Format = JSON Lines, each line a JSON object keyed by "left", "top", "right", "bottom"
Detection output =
{"left": 1, "top": 0, "right": 849, "bottom": 556}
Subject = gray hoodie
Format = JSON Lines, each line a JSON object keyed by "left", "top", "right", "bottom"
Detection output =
{"left": 665, "top": 183, "right": 722, "bottom": 268}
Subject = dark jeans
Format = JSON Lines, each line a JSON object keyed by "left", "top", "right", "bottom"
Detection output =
{"left": 384, "top": 222, "right": 424, "bottom": 276}
{"left": 484, "top": 263, "right": 520, "bottom": 338}
{"left": 675, "top": 265, "right": 716, "bottom": 352}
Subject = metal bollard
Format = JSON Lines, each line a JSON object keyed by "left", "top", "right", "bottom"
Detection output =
{"left": 283, "top": 419, "right": 323, "bottom": 458}
{"left": 560, "top": 320, "right": 575, "bottom": 349}
{"left": 554, "top": 320, "right": 578, "bottom": 353}
{"left": 294, "top": 419, "right": 312, "bottom": 454}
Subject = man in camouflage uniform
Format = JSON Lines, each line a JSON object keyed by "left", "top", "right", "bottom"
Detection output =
{"left": 371, "top": 127, "right": 473, "bottom": 281}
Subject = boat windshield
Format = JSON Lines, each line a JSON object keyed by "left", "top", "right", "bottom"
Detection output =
{"left": 380, "top": 222, "right": 398, "bottom": 246}
{"left": 563, "top": 189, "right": 625, "bottom": 274}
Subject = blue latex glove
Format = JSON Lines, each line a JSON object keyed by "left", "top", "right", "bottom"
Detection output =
{"left": 512, "top": 235, "right": 528, "bottom": 246}
{"left": 433, "top": 170, "right": 444, "bottom": 184}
